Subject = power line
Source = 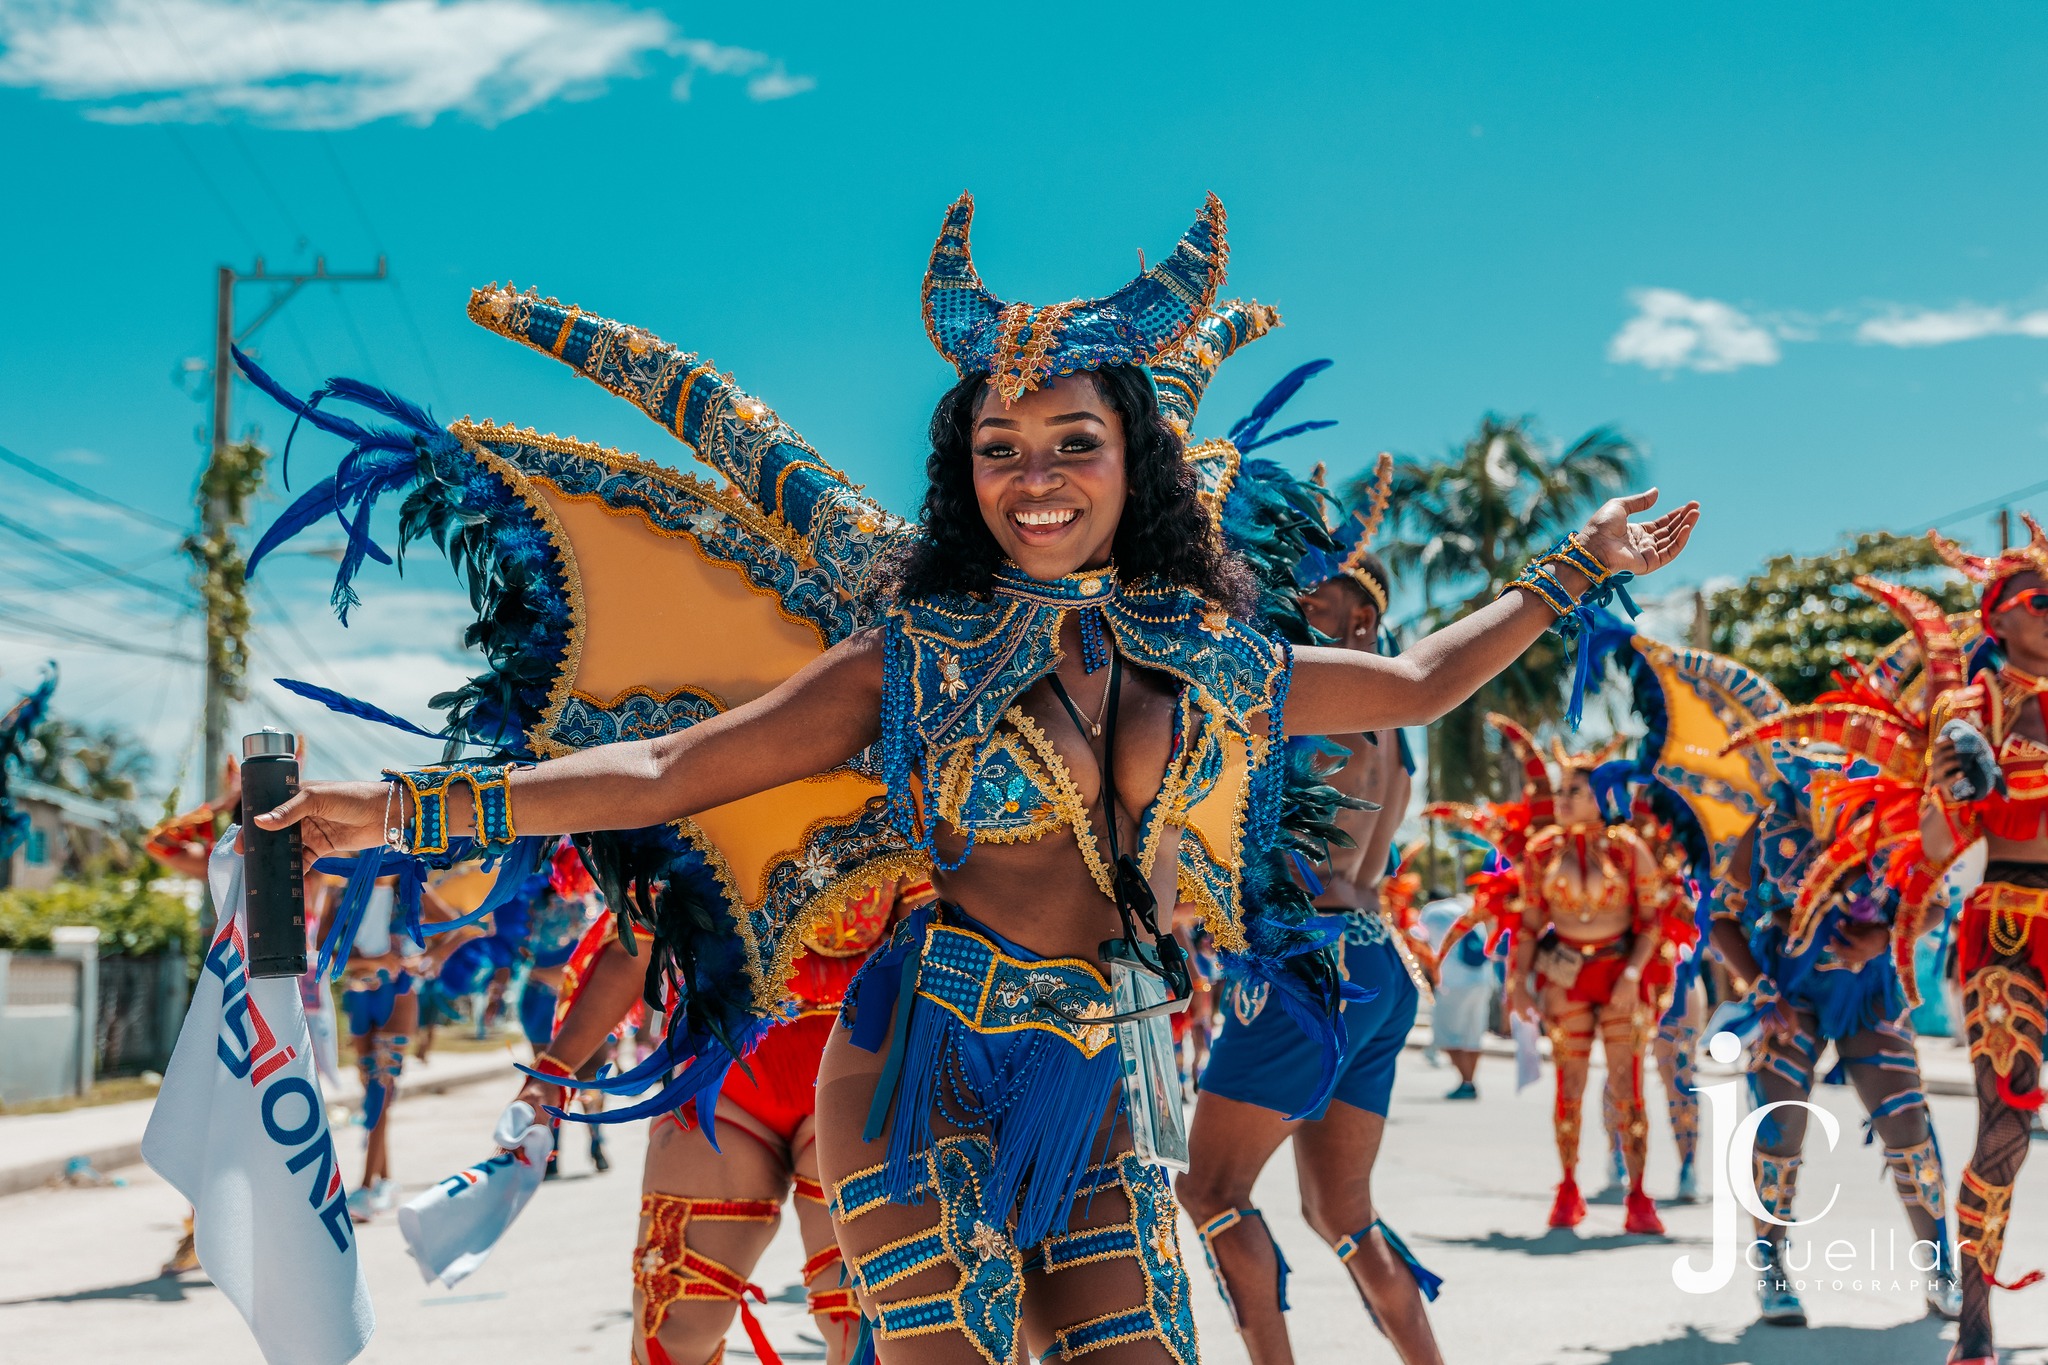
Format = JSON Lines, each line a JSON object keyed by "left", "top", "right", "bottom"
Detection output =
{"left": 0, "top": 443, "right": 189, "bottom": 535}
{"left": 0, "top": 608, "right": 200, "bottom": 662}
{"left": 81, "top": 7, "right": 262, "bottom": 253}
{"left": 0, "top": 545, "right": 189, "bottom": 603}
{"left": 1925, "top": 478, "right": 2048, "bottom": 533}
{"left": 0, "top": 509, "right": 195, "bottom": 605}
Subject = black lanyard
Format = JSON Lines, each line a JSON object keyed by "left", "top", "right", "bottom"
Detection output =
{"left": 1047, "top": 652, "right": 1192, "bottom": 1022}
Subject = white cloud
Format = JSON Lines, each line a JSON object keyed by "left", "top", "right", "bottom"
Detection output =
{"left": 1858, "top": 305, "right": 2048, "bottom": 348}
{"left": 668, "top": 36, "right": 812, "bottom": 102}
{"left": 0, "top": 0, "right": 812, "bottom": 129}
{"left": 1607, "top": 288, "right": 1783, "bottom": 374}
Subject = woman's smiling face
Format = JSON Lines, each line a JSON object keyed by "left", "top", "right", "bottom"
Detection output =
{"left": 970, "top": 372, "right": 1126, "bottom": 581}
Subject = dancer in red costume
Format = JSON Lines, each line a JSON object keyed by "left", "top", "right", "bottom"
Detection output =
{"left": 507, "top": 880, "right": 917, "bottom": 1365}
{"left": 1506, "top": 741, "right": 1677, "bottom": 1237}
{"left": 1918, "top": 518, "right": 2048, "bottom": 1365}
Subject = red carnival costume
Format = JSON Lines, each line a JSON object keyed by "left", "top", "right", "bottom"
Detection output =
{"left": 1430, "top": 717, "right": 1686, "bottom": 1236}
{"left": 544, "top": 879, "right": 916, "bottom": 1365}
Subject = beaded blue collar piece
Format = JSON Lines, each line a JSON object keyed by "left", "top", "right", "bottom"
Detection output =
{"left": 922, "top": 193, "right": 1230, "bottom": 403}
{"left": 877, "top": 561, "right": 1292, "bottom": 954}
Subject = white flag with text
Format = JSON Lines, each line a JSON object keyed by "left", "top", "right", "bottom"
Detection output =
{"left": 142, "top": 837, "right": 375, "bottom": 1365}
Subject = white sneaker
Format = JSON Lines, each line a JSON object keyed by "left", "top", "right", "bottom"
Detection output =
{"left": 372, "top": 1177, "right": 400, "bottom": 1213}
{"left": 346, "top": 1187, "right": 377, "bottom": 1224}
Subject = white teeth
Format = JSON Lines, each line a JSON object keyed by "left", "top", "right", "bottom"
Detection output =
{"left": 1014, "top": 509, "right": 1077, "bottom": 528}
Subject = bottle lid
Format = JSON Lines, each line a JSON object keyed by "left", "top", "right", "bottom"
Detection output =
{"left": 242, "top": 727, "right": 297, "bottom": 758}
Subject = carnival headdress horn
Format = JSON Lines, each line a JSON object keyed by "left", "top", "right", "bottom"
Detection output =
{"left": 1930, "top": 514, "right": 2048, "bottom": 625}
{"left": 922, "top": 191, "right": 1230, "bottom": 403}
{"left": 1298, "top": 452, "right": 1395, "bottom": 612}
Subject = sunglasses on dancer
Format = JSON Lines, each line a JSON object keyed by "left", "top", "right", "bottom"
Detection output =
{"left": 1993, "top": 590, "right": 2048, "bottom": 619}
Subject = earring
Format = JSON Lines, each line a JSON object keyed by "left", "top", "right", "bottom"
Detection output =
{"left": 1354, "top": 626, "right": 1371, "bottom": 637}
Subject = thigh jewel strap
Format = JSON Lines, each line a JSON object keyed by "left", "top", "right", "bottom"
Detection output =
{"left": 634, "top": 1194, "right": 779, "bottom": 1363}
{"left": 801, "top": 1244, "right": 858, "bottom": 1323}
{"left": 833, "top": 1135, "right": 1022, "bottom": 1365}
{"left": 1038, "top": 1154, "right": 1197, "bottom": 1364}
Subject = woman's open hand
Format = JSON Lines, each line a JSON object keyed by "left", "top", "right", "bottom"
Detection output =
{"left": 250, "top": 779, "right": 391, "bottom": 860}
{"left": 1578, "top": 489, "right": 1701, "bottom": 578}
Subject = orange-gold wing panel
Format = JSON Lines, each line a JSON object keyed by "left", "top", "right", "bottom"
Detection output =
{"left": 452, "top": 423, "right": 922, "bottom": 1011}
{"left": 1629, "top": 638, "right": 1786, "bottom": 869}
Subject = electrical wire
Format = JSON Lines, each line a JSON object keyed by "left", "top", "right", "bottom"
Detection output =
{"left": 1925, "top": 478, "right": 2048, "bottom": 533}
{"left": 81, "top": 8, "right": 262, "bottom": 252}
{"left": 0, "top": 509, "right": 195, "bottom": 605}
{"left": 328, "top": 286, "right": 385, "bottom": 385}
{"left": 0, "top": 613, "right": 200, "bottom": 663}
{"left": 0, "top": 443, "right": 190, "bottom": 535}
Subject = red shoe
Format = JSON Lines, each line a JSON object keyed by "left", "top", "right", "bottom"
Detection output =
{"left": 1548, "top": 1176, "right": 1587, "bottom": 1229}
{"left": 1624, "top": 1188, "right": 1666, "bottom": 1236}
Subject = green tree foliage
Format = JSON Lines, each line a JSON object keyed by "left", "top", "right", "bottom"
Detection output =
{"left": 1364, "top": 414, "right": 1638, "bottom": 802}
{"left": 0, "top": 874, "right": 195, "bottom": 957}
{"left": 188, "top": 438, "right": 270, "bottom": 705}
{"left": 1704, "top": 531, "right": 1974, "bottom": 704}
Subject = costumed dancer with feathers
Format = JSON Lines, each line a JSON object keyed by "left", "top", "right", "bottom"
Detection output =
{"left": 1501, "top": 730, "right": 1681, "bottom": 1237}
{"left": 1709, "top": 743, "right": 1961, "bottom": 1328}
{"left": 1607, "top": 794, "right": 1706, "bottom": 1207}
{"left": 501, "top": 879, "right": 911, "bottom": 1365}
{"left": 1177, "top": 449, "right": 1446, "bottom": 1365}
{"left": 239, "top": 194, "right": 1697, "bottom": 1365}
{"left": 1905, "top": 520, "right": 2048, "bottom": 1365}
{"left": 1593, "top": 609, "right": 1966, "bottom": 1335}
{"left": 0, "top": 665, "right": 55, "bottom": 866}
{"left": 438, "top": 837, "right": 615, "bottom": 1177}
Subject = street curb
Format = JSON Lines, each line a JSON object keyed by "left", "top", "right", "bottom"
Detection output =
{"left": 0, "top": 1058, "right": 516, "bottom": 1198}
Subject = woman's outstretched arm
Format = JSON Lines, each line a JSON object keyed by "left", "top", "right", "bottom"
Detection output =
{"left": 1285, "top": 490, "right": 1699, "bottom": 737}
{"left": 255, "top": 631, "right": 887, "bottom": 859}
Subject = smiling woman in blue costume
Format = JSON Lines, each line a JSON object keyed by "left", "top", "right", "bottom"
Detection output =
{"left": 248, "top": 193, "right": 1698, "bottom": 1365}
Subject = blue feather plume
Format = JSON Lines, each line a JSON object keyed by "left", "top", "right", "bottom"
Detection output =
{"left": 273, "top": 677, "right": 449, "bottom": 740}
{"left": 1227, "top": 359, "right": 1334, "bottom": 449}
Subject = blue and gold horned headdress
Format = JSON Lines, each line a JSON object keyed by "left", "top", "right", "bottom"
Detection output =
{"left": 923, "top": 191, "right": 1230, "bottom": 403}
{"left": 1298, "top": 452, "right": 1395, "bottom": 614}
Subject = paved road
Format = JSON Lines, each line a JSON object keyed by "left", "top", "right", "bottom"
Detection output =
{"left": 4, "top": 1045, "right": 2045, "bottom": 1363}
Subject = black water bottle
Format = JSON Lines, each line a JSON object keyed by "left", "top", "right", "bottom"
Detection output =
{"left": 242, "top": 728, "right": 307, "bottom": 978}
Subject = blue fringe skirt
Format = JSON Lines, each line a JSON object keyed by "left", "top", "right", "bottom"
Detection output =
{"left": 841, "top": 903, "right": 1128, "bottom": 1250}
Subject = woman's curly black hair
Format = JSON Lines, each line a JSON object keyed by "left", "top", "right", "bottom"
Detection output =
{"left": 883, "top": 364, "right": 1257, "bottom": 615}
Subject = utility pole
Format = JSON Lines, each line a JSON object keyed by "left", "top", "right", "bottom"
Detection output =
{"left": 1999, "top": 507, "right": 2013, "bottom": 554}
{"left": 202, "top": 255, "right": 387, "bottom": 801}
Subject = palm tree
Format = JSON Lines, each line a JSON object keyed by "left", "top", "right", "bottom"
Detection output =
{"left": 1356, "top": 413, "right": 1639, "bottom": 804}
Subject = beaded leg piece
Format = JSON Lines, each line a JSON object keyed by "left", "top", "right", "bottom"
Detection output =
{"left": 1754, "top": 1152, "right": 1801, "bottom": 1236}
{"left": 1035, "top": 1153, "right": 1198, "bottom": 1364}
{"left": 1882, "top": 1135, "right": 1948, "bottom": 1224}
{"left": 363, "top": 1034, "right": 407, "bottom": 1131}
{"left": 1957, "top": 1169, "right": 2044, "bottom": 1293}
{"left": 790, "top": 1173, "right": 860, "bottom": 1330}
{"left": 1192, "top": 1205, "right": 1291, "bottom": 1330}
{"left": 1656, "top": 1013, "right": 1701, "bottom": 1169}
{"left": 634, "top": 1193, "right": 781, "bottom": 1365}
{"left": 1967, "top": 967, "right": 2048, "bottom": 1111}
{"left": 832, "top": 1135, "right": 1023, "bottom": 1365}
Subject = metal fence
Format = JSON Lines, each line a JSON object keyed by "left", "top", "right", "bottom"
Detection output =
{"left": 96, "top": 952, "right": 187, "bottom": 1076}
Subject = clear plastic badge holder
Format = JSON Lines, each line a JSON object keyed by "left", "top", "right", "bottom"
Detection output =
{"left": 1106, "top": 943, "right": 1190, "bottom": 1171}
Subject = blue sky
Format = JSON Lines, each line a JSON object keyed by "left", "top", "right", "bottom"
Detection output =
{"left": 4, "top": 1, "right": 2047, "bottom": 792}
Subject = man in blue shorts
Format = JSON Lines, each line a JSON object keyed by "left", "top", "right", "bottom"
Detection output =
{"left": 1176, "top": 495, "right": 1446, "bottom": 1365}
